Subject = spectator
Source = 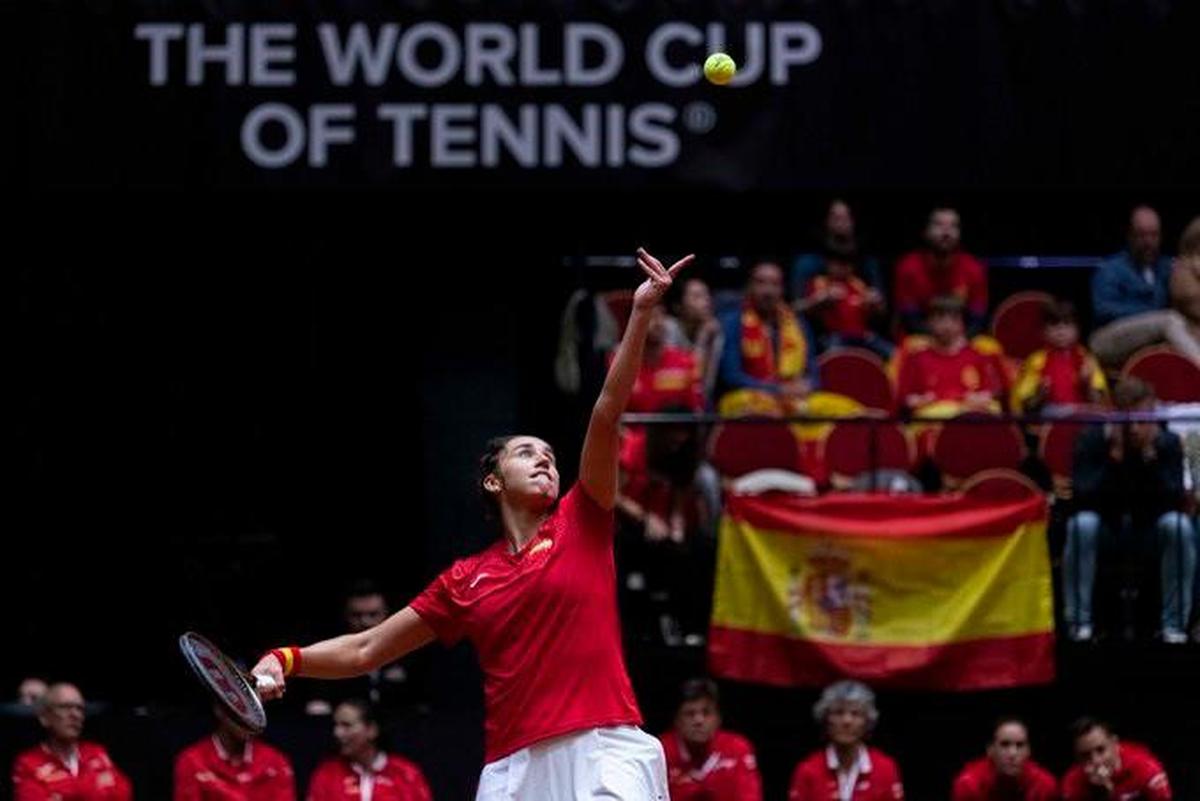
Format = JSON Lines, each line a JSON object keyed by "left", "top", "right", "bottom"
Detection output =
{"left": 1062, "top": 377, "right": 1197, "bottom": 643}
{"left": 174, "top": 706, "right": 296, "bottom": 801}
{"left": 305, "top": 581, "right": 414, "bottom": 715}
{"left": 16, "top": 677, "right": 48, "bottom": 707}
{"left": 1011, "top": 301, "right": 1108, "bottom": 415}
{"left": 664, "top": 276, "right": 724, "bottom": 402}
{"left": 1089, "top": 205, "right": 1200, "bottom": 369}
{"left": 791, "top": 199, "right": 885, "bottom": 301}
{"left": 894, "top": 207, "right": 988, "bottom": 336}
{"left": 788, "top": 680, "right": 904, "bottom": 801}
{"left": 307, "top": 700, "right": 431, "bottom": 801}
{"left": 659, "top": 678, "right": 762, "bottom": 801}
{"left": 1062, "top": 718, "right": 1171, "bottom": 801}
{"left": 718, "top": 260, "right": 819, "bottom": 416}
{"left": 798, "top": 236, "right": 892, "bottom": 359}
{"left": 896, "top": 297, "right": 1004, "bottom": 416}
{"left": 622, "top": 304, "right": 706, "bottom": 415}
{"left": 11, "top": 682, "right": 132, "bottom": 801}
{"left": 952, "top": 717, "right": 1057, "bottom": 801}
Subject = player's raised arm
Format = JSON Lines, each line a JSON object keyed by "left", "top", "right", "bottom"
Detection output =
{"left": 579, "top": 248, "right": 694, "bottom": 509}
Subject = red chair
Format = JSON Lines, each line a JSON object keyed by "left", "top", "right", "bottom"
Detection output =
{"left": 991, "top": 291, "right": 1053, "bottom": 361}
{"left": 820, "top": 422, "right": 915, "bottom": 487}
{"left": 817, "top": 348, "right": 894, "bottom": 412}
{"left": 708, "top": 421, "right": 803, "bottom": 478}
{"left": 961, "top": 468, "right": 1043, "bottom": 501}
{"left": 1120, "top": 346, "right": 1200, "bottom": 403}
{"left": 931, "top": 414, "right": 1026, "bottom": 486}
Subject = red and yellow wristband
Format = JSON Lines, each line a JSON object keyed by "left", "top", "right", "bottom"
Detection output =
{"left": 269, "top": 646, "right": 302, "bottom": 677}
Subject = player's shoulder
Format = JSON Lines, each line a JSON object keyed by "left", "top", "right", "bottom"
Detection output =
{"left": 716, "top": 730, "right": 756, "bottom": 755}
{"left": 385, "top": 754, "right": 426, "bottom": 780}
{"left": 1025, "top": 760, "right": 1058, "bottom": 791}
{"left": 1121, "top": 742, "right": 1166, "bottom": 772}
{"left": 310, "top": 757, "right": 342, "bottom": 779}
{"left": 12, "top": 744, "right": 48, "bottom": 768}
{"left": 867, "top": 747, "right": 901, "bottom": 774}
{"left": 175, "top": 738, "right": 210, "bottom": 763}
{"left": 255, "top": 740, "right": 294, "bottom": 767}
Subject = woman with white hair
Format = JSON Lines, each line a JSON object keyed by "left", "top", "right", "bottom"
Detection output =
{"left": 787, "top": 680, "right": 904, "bottom": 801}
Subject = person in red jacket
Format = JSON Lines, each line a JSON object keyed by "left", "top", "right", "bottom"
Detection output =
{"left": 174, "top": 706, "right": 296, "bottom": 801}
{"left": 307, "top": 700, "right": 431, "bottom": 801}
{"left": 1062, "top": 718, "right": 1170, "bottom": 801}
{"left": 788, "top": 680, "right": 904, "bottom": 801}
{"left": 659, "top": 678, "right": 762, "bottom": 801}
{"left": 11, "top": 682, "right": 132, "bottom": 801}
{"left": 952, "top": 717, "right": 1057, "bottom": 801}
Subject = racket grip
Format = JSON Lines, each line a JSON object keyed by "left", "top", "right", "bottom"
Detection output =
{"left": 254, "top": 674, "right": 278, "bottom": 691}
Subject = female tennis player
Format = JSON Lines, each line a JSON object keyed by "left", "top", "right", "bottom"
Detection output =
{"left": 252, "top": 247, "right": 694, "bottom": 800}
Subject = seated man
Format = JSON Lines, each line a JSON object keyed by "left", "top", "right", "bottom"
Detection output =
{"left": 1089, "top": 205, "right": 1200, "bottom": 369}
{"left": 1062, "top": 718, "right": 1171, "bottom": 801}
{"left": 1062, "top": 377, "right": 1197, "bottom": 643}
{"left": 893, "top": 207, "right": 988, "bottom": 336}
{"left": 952, "top": 717, "right": 1057, "bottom": 801}
{"left": 11, "top": 682, "right": 132, "bottom": 801}
{"left": 174, "top": 706, "right": 296, "bottom": 801}
{"left": 717, "top": 260, "right": 818, "bottom": 416}
{"left": 896, "top": 296, "right": 1004, "bottom": 416}
{"left": 659, "top": 678, "right": 762, "bottom": 801}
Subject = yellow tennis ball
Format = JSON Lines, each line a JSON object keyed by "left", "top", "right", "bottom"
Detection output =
{"left": 703, "top": 52, "right": 736, "bottom": 86}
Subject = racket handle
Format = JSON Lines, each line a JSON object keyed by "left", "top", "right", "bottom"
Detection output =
{"left": 253, "top": 673, "right": 278, "bottom": 691}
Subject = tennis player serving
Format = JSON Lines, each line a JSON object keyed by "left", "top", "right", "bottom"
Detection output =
{"left": 252, "top": 247, "right": 694, "bottom": 800}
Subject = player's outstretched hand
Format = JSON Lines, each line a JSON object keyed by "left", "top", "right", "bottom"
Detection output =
{"left": 633, "top": 248, "right": 694, "bottom": 310}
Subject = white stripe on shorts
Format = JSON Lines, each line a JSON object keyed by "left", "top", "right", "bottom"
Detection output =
{"left": 475, "top": 725, "right": 668, "bottom": 800}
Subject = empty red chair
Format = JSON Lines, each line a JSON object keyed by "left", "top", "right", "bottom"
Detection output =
{"left": 820, "top": 421, "right": 915, "bottom": 487}
{"left": 818, "top": 348, "right": 894, "bottom": 412}
{"left": 931, "top": 414, "right": 1026, "bottom": 486}
{"left": 1120, "top": 345, "right": 1200, "bottom": 403}
{"left": 992, "top": 291, "right": 1053, "bottom": 361}
{"left": 708, "top": 421, "right": 803, "bottom": 478}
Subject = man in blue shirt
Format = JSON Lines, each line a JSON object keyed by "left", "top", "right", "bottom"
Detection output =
{"left": 1089, "top": 205, "right": 1200, "bottom": 368}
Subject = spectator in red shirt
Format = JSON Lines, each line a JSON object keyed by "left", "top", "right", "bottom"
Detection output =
{"left": 174, "top": 707, "right": 296, "bottom": 801}
{"left": 896, "top": 296, "right": 1004, "bottom": 416}
{"left": 894, "top": 207, "right": 989, "bottom": 336}
{"left": 799, "top": 237, "right": 892, "bottom": 360}
{"left": 788, "top": 681, "right": 904, "bottom": 801}
{"left": 307, "top": 700, "right": 431, "bottom": 801}
{"left": 1062, "top": 718, "right": 1171, "bottom": 801}
{"left": 1011, "top": 301, "right": 1107, "bottom": 415}
{"left": 660, "top": 678, "right": 762, "bottom": 801}
{"left": 952, "top": 717, "right": 1057, "bottom": 801}
{"left": 665, "top": 277, "right": 724, "bottom": 402}
{"left": 11, "top": 682, "right": 132, "bottom": 801}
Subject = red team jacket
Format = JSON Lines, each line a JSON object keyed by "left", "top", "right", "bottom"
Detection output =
{"left": 952, "top": 757, "right": 1058, "bottom": 801}
{"left": 12, "top": 743, "right": 132, "bottom": 801}
{"left": 1061, "top": 743, "right": 1170, "bottom": 801}
{"left": 660, "top": 730, "right": 763, "bottom": 801}
{"left": 789, "top": 747, "right": 904, "bottom": 801}
{"left": 173, "top": 737, "right": 295, "bottom": 801}
{"left": 306, "top": 754, "right": 431, "bottom": 801}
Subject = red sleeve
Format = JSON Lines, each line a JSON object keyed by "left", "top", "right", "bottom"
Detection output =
{"left": 893, "top": 254, "right": 923, "bottom": 314}
{"left": 409, "top": 565, "right": 468, "bottom": 645}
{"left": 1137, "top": 758, "right": 1172, "bottom": 801}
{"left": 558, "top": 483, "right": 615, "bottom": 542}
{"left": 788, "top": 760, "right": 811, "bottom": 801}
{"left": 1060, "top": 768, "right": 1086, "bottom": 801}
{"left": 407, "top": 764, "right": 434, "bottom": 801}
{"left": 882, "top": 755, "right": 905, "bottom": 800}
{"left": 109, "top": 764, "right": 133, "bottom": 801}
{"left": 267, "top": 750, "right": 297, "bottom": 801}
{"left": 951, "top": 770, "right": 978, "bottom": 801}
{"left": 172, "top": 751, "right": 200, "bottom": 801}
{"left": 966, "top": 256, "right": 988, "bottom": 318}
{"left": 734, "top": 741, "right": 764, "bottom": 801}
{"left": 1032, "top": 770, "right": 1061, "bottom": 801}
{"left": 13, "top": 754, "right": 52, "bottom": 801}
{"left": 307, "top": 761, "right": 340, "bottom": 801}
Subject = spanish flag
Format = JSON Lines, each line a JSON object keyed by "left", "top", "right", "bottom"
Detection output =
{"left": 708, "top": 492, "right": 1054, "bottom": 690}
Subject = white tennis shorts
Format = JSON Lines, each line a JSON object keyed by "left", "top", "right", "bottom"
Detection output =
{"left": 475, "top": 725, "right": 669, "bottom": 800}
